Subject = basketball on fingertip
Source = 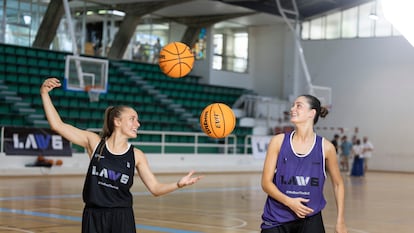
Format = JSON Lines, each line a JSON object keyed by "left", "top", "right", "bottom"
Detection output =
{"left": 200, "top": 103, "right": 236, "bottom": 139}
{"left": 159, "top": 42, "right": 195, "bottom": 78}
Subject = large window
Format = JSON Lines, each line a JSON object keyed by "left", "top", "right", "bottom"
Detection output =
{"left": 213, "top": 29, "right": 249, "bottom": 73}
{"left": 358, "top": 2, "right": 375, "bottom": 37}
{"left": 374, "top": 4, "right": 393, "bottom": 37}
{"left": 1, "top": 0, "right": 250, "bottom": 71}
{"left": 302, "top": 0, "right": 400, "bottom": 40}
{"left": 310, "top": 18, "right": 324, "bottom": 40}
{"left": 1, "top": 0, "right": 47, "bottom": 45}
{"left": 233, "top": 32, "right": 248, "bottom": 73}
{"left": 131, "top": 23, "right": 169, "bottom": 63}
{"left": 325, "top": 12, "right": 341, "bottom": 39}
{"left": 301, "top": 21, "right": 310, "bottom": 39}
{"left": 341, "top": 8, "right": 358, "bottom": 38}
{"left": 213, "top": 34, "right": 223, "bottom": 70}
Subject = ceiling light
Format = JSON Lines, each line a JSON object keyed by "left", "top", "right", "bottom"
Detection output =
{"left": 23, "top": 15, "right": 31, "bottom": 25}
{"left": 369, "top": 0, "right": 378, "bottom": 20}
{"left": 98, "top": 10, "right": 125, "bottom": 17}
{"left": 110, "top": 10, "right": 125, "bottom": 17}
{"left": 369, "top": 13, "right": 378, "bottom": 20}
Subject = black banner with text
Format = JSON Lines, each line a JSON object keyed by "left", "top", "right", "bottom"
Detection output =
{"left": 3, "top": 127, "right": 72, "bottom": 156}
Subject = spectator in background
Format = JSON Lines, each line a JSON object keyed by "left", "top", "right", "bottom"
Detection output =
{"left": 362, "top": 136, "right": 374, "bottom": 173}
{"left": 152, "top": 38, "right": 162, "bottom": 63}
{"left": 340, "top": 135, "right": 352, "bottom": 172}
{"left": 133, "top": 41, "right": 142, "bottom": 61}
{"left": 351, "top": 139, "right": 364, "bottom": 177}
{"left": 331, "top": 134, "right": 340, "bottom": 155}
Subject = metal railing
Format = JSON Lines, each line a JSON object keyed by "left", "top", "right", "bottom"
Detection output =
{"left": 89, "top": 129, "right": 239, "bottom": 155}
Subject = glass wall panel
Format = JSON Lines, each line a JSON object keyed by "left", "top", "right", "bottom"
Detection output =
{"left": 233, "top": 32, "right": 248, "bottom": 73}
{"left": 213, "top": 34, "right": 223, "bottom": 70}
{"left": 358, "top": 2, "right": 375, "bottom": 37}
{"left": 301, "top": 21, "right": 310, "bottom": 40}
{"left": 341, "top": 8, "right": 358, "bottom": 38}
{"left": 3, "top": 0, "right": 48, "bottom": 46}
{"left": 310, "top": 18, "right": 323, "bottom": 40}
{"left": 375, "top": 3, "right": 393, "bottom": 37}
{"left": 326, "top": 12, "right": 341, "bottom": 39}
{"left": 301, "top": 0, "right": 400, "bottom": 40}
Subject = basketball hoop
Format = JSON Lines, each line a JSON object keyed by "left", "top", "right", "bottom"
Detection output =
{"left": 85, "top": 85, "right": 100, "bottom": 102}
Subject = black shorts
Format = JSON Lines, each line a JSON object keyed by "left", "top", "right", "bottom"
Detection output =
{"left": 261, "top": 212, "right": 325, "bottom": 233}
{"left": 82, "top": 206, "right": 136, "bottom": 233}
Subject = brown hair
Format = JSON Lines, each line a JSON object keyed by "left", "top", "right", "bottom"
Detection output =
{"left": 100, "top": 105, "right": 129, "bottom": 139}
{"left": 301, "top": 94, "right": 329, "bottom": 125}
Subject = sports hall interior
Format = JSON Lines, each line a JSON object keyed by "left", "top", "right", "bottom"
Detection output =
{"left": 1, "top": 0, "right": 413, "bottom": 232}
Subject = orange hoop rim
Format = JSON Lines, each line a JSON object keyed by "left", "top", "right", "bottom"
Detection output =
{"left": 84, "top": 85, "right": 104, "bottom": 92}
{"left": 84, "top": 85, "right": 102, "bottom": 102}
{"left": 84, "top": 85, "right": 95, "bottom": 92}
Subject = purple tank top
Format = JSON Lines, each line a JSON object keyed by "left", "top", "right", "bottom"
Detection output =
{"left": 261, "top": 131, "right": 327, "bottom": 229}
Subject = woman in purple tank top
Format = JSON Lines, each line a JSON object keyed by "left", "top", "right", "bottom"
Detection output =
{"left": 260, "top": 95, "right": 347, "bottom": 233}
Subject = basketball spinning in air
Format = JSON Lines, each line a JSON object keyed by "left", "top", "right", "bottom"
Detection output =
{"left": 158, "top": 41, "right": 195, "bottom": 78}
{"left": 200, "top": 103, "right": 236, "bottom": 139}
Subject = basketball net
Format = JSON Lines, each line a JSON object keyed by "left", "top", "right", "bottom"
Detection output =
{"left": 85, "top": 85, "right": 100, "bottom": 102}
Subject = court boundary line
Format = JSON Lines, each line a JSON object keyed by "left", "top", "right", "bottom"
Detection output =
{"left": 0, "top": 208, "right": 202, "bottom": 233}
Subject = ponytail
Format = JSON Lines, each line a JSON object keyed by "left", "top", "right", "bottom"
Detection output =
{"left": 301, "top": 94, "right": 329, "bottom": 125}
{"left": 100, "top": 106, "right": 127, "bottom": 139}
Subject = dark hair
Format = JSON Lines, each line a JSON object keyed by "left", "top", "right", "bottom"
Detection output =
{"left": 100, "top": 105, "right": 129, "bottom": 139}
{"left": 301, "top": 94, "right": 329, "bottom": 125}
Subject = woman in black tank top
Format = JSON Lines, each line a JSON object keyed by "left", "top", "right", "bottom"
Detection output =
{"left": 41, "top": 77, "right": 203, "bottom": 233}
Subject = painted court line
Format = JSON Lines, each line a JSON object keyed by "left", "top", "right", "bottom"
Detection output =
{"left": 0, "top": 186, "right": 262, "bottom": 202}
{"left": 0, "top": 185, "right": 369, "bottom": 233}
{"left": 0, "top": 207, "right": 202, "bottom": 233}
{"left": 0, "top": 226, "right": 34, "bottom": 233}
{"left": 0, "top": 187, "right": 260, "bottom": 232}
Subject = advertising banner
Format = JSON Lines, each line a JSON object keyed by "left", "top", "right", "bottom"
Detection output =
{"left": 251, "top": 136, "right": 272, "bottom": 160}
{"left": 3, "top": 127, "right": 72, "bottom": 156}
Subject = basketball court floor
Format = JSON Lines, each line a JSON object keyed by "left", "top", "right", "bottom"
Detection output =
{"left": 0, "top": 171, "right": 412, "bottom": 233}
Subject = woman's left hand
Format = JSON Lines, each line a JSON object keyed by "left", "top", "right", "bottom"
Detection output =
{"left": 177, "top": 170, "right": 203, "bottom": 188}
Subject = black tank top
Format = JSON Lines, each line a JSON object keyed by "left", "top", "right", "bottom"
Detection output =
{"left": 82, "top": 140, "right": 135, "bottom": 208}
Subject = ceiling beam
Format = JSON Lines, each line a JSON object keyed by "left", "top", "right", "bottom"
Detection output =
{"left": 107, "top": 0, "right": 192, "bottom": 59}
{"left": 32, "top": 0, "right": 65, "bottom": 49}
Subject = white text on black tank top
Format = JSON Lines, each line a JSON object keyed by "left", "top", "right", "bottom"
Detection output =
{"left": 92, "top": 166, "right": 129, "bottom": 184}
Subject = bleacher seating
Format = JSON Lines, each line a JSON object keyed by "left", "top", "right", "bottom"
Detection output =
{"left": 0, "top": 43, "right": 254, "bottom": 152}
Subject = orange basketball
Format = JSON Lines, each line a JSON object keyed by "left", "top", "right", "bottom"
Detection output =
{"left": 159, "top": 42, "right": 195, "bottom": 78}
{"left": 200, "top": 103, "right": 236, "bottom": 139}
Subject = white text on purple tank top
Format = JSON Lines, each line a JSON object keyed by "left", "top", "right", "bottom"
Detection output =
{"left": 280, "top": 175, "right": 320, "bottom": 186}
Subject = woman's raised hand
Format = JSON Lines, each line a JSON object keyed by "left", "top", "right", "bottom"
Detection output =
{"left": 40, "top": 77, "right": 61, "bottom": 94}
